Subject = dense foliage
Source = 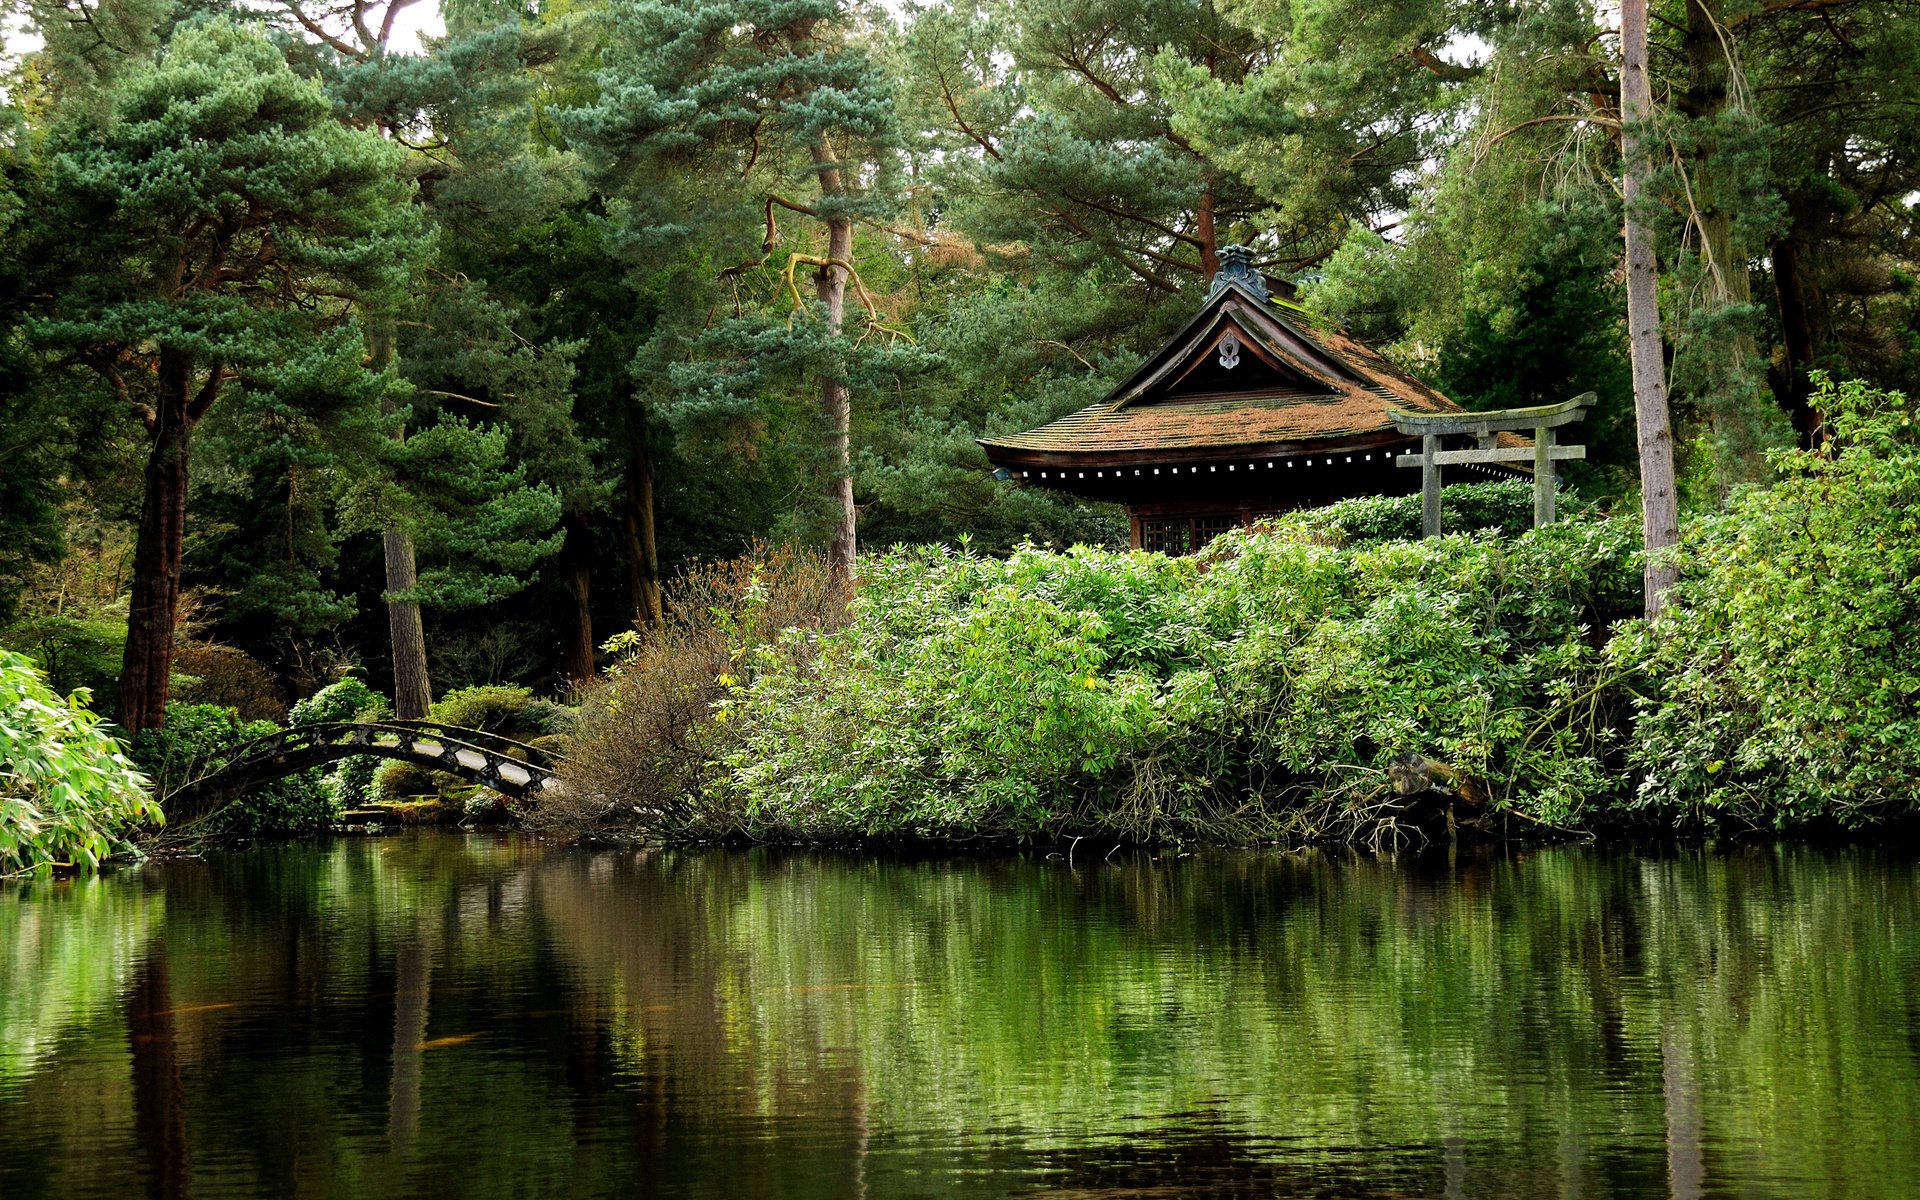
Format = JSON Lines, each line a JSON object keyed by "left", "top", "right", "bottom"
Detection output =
{"left": 0, "top": 651, "right": 156, "bottom": 872}
{"left": 571, "top": 503, "right": 1640, "bottom": 843}
{"left": 130, "top": 703, "right": 337, "bottom": 838}
{"left": 1627, "top": 377, "right": 1920, "bottom": 828}
{"left": 560, "top": 381, "right": 1920, "bottom": 843}
{"left": 2, "top": 0, "right": 1914, "bottom": 728}
{"left": 0, "top": 0, "right": 1915, "bottom": 849}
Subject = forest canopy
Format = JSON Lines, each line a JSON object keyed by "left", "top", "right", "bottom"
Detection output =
{"left": 0, "top": 0, "right": 1914, "bottom": 732}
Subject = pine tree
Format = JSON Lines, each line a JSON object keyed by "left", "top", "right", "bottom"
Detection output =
{"left": 33, "top": 19, "right": 417, "bottom": 731}
{"left": 267, "top": 0, "right": 587, "bottom": 699}
{"left": 1622, "top": 0, "right": 1679, "bottom": 618}
{"left": 570, "top": 0, "right": 903, "bottom": 583}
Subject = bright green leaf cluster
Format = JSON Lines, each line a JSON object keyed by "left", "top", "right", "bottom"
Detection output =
{"left": 0, "top": 649, "right": 157, "bottom": 873}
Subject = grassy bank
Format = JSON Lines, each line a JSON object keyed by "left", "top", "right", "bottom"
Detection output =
{"left": 553, "top": 379, "right": 1920, "bottom": 848}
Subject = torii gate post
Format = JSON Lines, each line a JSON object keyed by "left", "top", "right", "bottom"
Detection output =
{"left": 1390, "top": 392, "right": 1597, "bottom": 537}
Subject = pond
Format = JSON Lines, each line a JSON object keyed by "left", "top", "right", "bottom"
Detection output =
{"left": 3, "top": 833, "right": 1917, "bottom": 1198}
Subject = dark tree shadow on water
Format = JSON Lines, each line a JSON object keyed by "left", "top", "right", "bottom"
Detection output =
{"left": 127, "top": 944, "right": 191, "bottom": 1200}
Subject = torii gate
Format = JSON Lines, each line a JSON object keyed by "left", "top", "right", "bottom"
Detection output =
{"left": 1388, "top": 392, "right": 1596, "bottom": 537}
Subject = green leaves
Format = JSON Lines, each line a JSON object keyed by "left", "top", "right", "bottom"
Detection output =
{"left": 707, "top": 514, "right": 1642, "bottom": 842}
{"left": 338, "top": 416, "right": 564, "bottom": 611}
{"left": 40, "top": 20, "right": 418, "bottom": 356}
{"left": 0, "top": 650, "right": 157, "bottom": 873}
{"left": 1630, "top": 377, "right": 1920, "bottom": 829}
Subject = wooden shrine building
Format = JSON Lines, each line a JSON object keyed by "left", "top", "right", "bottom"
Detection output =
{"left": 979, "top": 247, "right": 1526, "bottom": 554}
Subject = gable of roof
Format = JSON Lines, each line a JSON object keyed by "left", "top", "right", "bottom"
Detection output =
{"left": 980, "top": 280, "right": 1468, "bottom": 463}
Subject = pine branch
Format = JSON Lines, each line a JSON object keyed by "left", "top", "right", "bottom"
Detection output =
{"left": 779, "top": 254, "right": 915, "bottom": 344}
{"left": 281, "top": 1, "right": 368, "bottom": 60}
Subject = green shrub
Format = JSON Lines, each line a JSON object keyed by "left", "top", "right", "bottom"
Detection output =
{"left": 131, "top": 703, "right": 335, "bottom": 838}
{"left": 553, "top": 547, "right": 847, "bottom": 831}
{"left": 1627, "top": 376, "right": 1920, "bottom": 830}
{"left": 556, "top": 385, "right": 1917, "bottom": 846}
{"left": 1, "top": 607, "right": 128, "bottom": 700}
{"left": 221, "top": 750, "right": 336, "bottom": 838}
{"left": 289, "top": 676, "right": 387, "bottom": 727}
{"left": 0, "top": 649, "right": 158, "bottom": 871}
{"left": 290, "top": 677, "right": 390, "bottom": 809}
{"left": 705, "top": 514, "right": 1641, "bottom": 842}
{"left": 1297, "top": 479, "right": 1578, "bottom": 546}
{"left": 373, "top": 759, "right": 441, "bottom": 800}
{"left": 426, "top": 685, "right": 573, "bottom": 739}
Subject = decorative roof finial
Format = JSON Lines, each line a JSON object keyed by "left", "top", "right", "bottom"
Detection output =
{"left": 1207, "top": 245, "right": 1267, "bottom": 302}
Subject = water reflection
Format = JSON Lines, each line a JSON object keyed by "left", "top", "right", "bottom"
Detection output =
{"left": 1, "top": 836, "right": 1917, "bottom": 1198}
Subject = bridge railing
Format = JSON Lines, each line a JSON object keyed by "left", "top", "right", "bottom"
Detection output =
{"left": 162, "top": 719, "right": 562, "bottom": 814}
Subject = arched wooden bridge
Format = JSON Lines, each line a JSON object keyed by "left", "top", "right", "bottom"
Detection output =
{"left": 164, "top": 720, "right": 560, "bottom": 813}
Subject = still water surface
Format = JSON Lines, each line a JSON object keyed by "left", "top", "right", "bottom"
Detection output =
{"left": 2, "top": 833, "right": 1917, "bottom": 1198}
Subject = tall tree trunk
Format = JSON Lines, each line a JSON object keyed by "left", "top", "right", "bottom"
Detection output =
{"left": 623, "top": 431, "right": 662, "bottom": 629}
{"left": 118, "top": 353, "right": 195, "bottom": 734}
{"left": 811, "top": 139, "right": 857, "bottom": 585}
{"left": 561, "top": 511, "right": 596, "bottom": 685}
{"left": 1769, "top": 231, "right": 1823, "bottom": 444}
{"left": 383, "top": 528, "right": 432, "bottom": 719}
{"left": 1623, "top": 0, "right": 1681, "bottom": 620}
{"left": 371, "top": 329, "right": 432, "bottom": 719}
{"left": 1197, "top": 179, "right": 1219, "bottom": 277}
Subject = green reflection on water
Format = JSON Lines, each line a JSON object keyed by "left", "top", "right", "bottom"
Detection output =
{"left": 2, "top": 835, "right": 1917, "bottom": 1199}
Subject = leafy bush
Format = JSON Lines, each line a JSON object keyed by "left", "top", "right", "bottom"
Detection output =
{"left": 551, "top": 547, "right": 847, "bottom": 831}
{"left": 0, "top": 650, "right": 157, "bottom": 872}
{"left": 290, "top": 677, "right": 389, "bottom": 809}
{"left": 289, "top": 676, "right": 387, "bottom": 726}
{"left": 1295, "top": 479, "right": 1578, "bottom": 546}
{"left": 131, "top": 703, "right": 335, "bottom": 838}
{"left": 553, "top": 379, "right": 1918, "bottom": 846}
{"left": 1627, "top": 377, "right": 1920, "bottom": 830}
{"left": 427, "top": 685, "right": 570, "bottom": 738}
{"left": 171, "top": 643, "right": 286, "bottom": 722}
{"left": 373, "top": 759, "right": 435, "bottom": 799}
{"left": 0, "top": 607, "right": 127, "bottom": 701}
{"left": 705, "top": 517, "right": 1641, "bottom": 843}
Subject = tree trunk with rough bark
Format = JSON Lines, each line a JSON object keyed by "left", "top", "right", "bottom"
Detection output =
{"left": 561, "top": 511, "right": 596, "bottom": 685}
{"left": 623, "top": 433, "right": 662, "bottom": 629}
{"left": 370, "top": 329, "right": 432, "bottom": 719}
{"left": 382, "top": 527, "right": 432, "bottom": 719}
{"left": 811, "top": 138, "right": 857, "bottom": 586}
{"left": 1623, "top": 0, "right": 1681, "bottom": 619}
{"left": 117, "top": 353, "right": 197, "bottom": 734}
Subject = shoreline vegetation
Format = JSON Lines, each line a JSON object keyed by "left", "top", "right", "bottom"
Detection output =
{"left": 3, "top": 378, "right": 1916, "bottom": 872}
{"left": 551, "top": 377, "right": 1919, "bottom": 851}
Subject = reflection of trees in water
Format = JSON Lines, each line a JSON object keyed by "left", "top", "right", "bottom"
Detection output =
{"left": 534, "top": 845, "right": 1920, "bottom": 1198}
{"left": 534, "top": 848, "right": 875, "bottom": 1197}
{"left": 5, "top": 840, "right": 1920, "bottom": 1198}
{"left": 127, "top": 944, "right": 190, "bottom": 1200}
{"left": 387, "top": 929, "right": 432, "bottom": 1156}
{"left": 0, "top": 875, "right": 161, "bottom": 1082}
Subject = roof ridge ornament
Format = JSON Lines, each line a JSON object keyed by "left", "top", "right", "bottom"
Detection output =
{"left": 1207, "top": 245, "right": 1268, "bottom": 303}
